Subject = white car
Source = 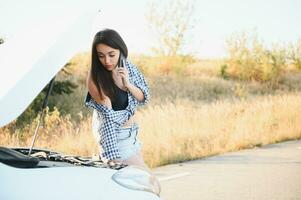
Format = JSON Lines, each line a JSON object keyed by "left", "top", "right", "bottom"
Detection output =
{"left": 0, "top": 9, "right": 161, "bottom": 200}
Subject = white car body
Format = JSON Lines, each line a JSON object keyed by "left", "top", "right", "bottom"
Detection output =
{"left": 0, "top": 7, "right": 160, "bottom": 200}
{"left": 0, "top": 162, "right": 159, "bottom": 200}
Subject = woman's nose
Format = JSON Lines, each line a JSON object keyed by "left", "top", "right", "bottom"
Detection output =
{"left": 104, "top": 56, "right": 111, "bottom": 64}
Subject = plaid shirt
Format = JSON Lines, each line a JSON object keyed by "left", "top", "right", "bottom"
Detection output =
{"left": 85, "top": 59, "right": 150, "bottom": 160}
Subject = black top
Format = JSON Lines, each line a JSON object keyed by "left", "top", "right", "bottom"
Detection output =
{"left": 85, "top": 84, "right": 128, "bottom": 111}
{"left": 111, "top": 84, "right": 128, "bottom": 111}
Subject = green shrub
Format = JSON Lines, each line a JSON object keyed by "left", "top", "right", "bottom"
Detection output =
{"left": 222, "top": 31, "right": 287, "bottom": 83}
{"left": 288, "top": 39, "right": 301, "bottom": 70}
{"left": 220, "top": 64, "right": 228, "bottom": 79}
{"left": 16, "top": 71, "right": 78, "bottom": 129}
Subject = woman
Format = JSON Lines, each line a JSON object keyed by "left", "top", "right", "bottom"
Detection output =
{"left": 85, "top": 29, "right": 150, "bottom": 169}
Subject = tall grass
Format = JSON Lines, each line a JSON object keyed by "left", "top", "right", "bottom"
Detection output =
{"left": 1, "top": 48, "right": 301, "bottom": 168}
{"left": 1, "top": 93, "right": 300, "bottom": 168}
{"left": 131, "top": 55, "right": 195, "bottom": 76}
{"left": 138, "top": 93, "right": 301, "bottom": 167}
{"left": 0, "top": 107, "right": 98, "bottom": 156}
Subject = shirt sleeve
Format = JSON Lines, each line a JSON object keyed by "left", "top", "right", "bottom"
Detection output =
{"left": 127, "top": 61, "right": 150, "bottom": 106}
{"left": 85, "top": 93, "right": 136, "bottom": 160}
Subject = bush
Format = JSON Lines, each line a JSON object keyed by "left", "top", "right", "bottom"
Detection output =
{"left": 16, "top": 71, "right": 77, "bottom": 129}
{"left": 220, "top": 64, "right": 228, "bottom": 79}
{"left": 222, "top": 31, "right": 287, "bottom": 84}
{"left": 288, "top": 39, "right": 301, "bottom": 70}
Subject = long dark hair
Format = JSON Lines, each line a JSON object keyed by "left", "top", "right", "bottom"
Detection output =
{"left": 91, "top": 29, "right": 128, "bottom": 100}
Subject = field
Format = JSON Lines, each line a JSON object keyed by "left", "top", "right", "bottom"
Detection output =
{"left": 1, "top": 53, "right": 301, "bottom": 168}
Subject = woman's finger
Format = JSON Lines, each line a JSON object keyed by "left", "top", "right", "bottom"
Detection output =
{"left": 118, "top": 71, "right": 125, "bottom": 76}
{"left": 118, "top": 67, "right": 128, "bottom": 74}
{"left": 118, "top": 68, "right": 127, "bottom": 73}
{"left": 118, "top": 70, "right": 128, "bottom": 78}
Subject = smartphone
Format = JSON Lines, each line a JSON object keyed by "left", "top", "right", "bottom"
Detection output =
{"left": 118, "top": 52, "right": 126, "bottom": 68}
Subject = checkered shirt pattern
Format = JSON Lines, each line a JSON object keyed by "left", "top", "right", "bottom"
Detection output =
{"left": 85, "top": 59, "right": 150, "bottom": 160}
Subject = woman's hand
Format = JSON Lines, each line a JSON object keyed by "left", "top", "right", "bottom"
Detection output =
{"left": 108, "top": 159, "right": 124, "bottom": 166}
{"left": 117, "top": 66, "right": 145, "bottom": 102}
{"left": 117, "top": 67, "right": 130, "bottom": 89}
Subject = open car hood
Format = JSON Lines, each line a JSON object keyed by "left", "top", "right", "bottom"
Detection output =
{"left": 0, "top": 8, "right": 96, "bottom": 127}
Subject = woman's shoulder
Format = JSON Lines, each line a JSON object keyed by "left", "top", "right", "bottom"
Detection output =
{"left": 125, "top": 59, "right": 135, "bottom": 69}
{"left": 125, "top": 59, "right": 141, "bottom": 76}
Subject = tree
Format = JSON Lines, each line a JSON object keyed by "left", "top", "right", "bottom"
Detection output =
{"left": 16, "top": 63, "right": 78, "bottom": 128}
{"left": 146, "top": 0, "right": 196, "bottom": 56}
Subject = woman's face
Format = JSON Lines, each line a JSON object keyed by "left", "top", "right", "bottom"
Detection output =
{"left": 96, "top": 43, "right": 120, "bottom": 71}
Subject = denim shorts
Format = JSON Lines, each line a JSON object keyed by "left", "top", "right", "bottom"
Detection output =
{"left": 92, "top": 111, "right": 142, "bottom": 160}
{"left": 117, "top": 123, "right": 142, "bottom": 160}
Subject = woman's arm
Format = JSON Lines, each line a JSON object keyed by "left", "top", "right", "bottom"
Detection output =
{"left": 128, "top": 61, "right": 150, "bottom": 106}
{"left": 87, "top": 70, "right": 112, "bottom": 108}
{"left": 117, "top": 66, "right": 147, "bottom": 103}
{"left": 126, "top": 83, "right": 145, "bottom": 102}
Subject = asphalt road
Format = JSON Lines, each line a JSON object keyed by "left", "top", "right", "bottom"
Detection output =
{"left": 153, "top": 140, "right": 301, "bottom": 200}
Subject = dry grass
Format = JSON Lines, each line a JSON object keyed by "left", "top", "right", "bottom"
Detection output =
{"left": 1, "top": 53, "right": 301, "bottom": 168}
{"left": 1, "top": 93, "right": 300, "bottom": 168}
{"left": 137, "top": 93, "right": 301, "bottom": 167}
{"left": 0, "top": 108, "right": 98, "bottom": 156}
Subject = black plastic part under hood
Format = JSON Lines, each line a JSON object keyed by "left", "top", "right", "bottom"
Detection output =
{"left": 0, "top": 147, "right": 39, "bottom": 168}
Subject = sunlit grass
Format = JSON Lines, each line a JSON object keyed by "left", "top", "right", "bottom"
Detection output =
{"left": 1, "top": 53, "right": 301, "bottom": 168}
{"left": 138, "top": 93, "right": 301, "bottom": 167}
{"left": 0, "top": 108, "right": 99, "bottom": 156}
{"left": 1, "top": 93, "right": 300, "bottom": 168}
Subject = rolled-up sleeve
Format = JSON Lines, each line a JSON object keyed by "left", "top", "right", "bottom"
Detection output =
{"left": 128, "top": 61, "right": 150, "bottom": 106}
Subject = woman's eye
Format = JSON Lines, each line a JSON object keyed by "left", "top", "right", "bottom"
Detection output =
{"left": 109, "top": 55, "right": 115, "bottom": 58}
